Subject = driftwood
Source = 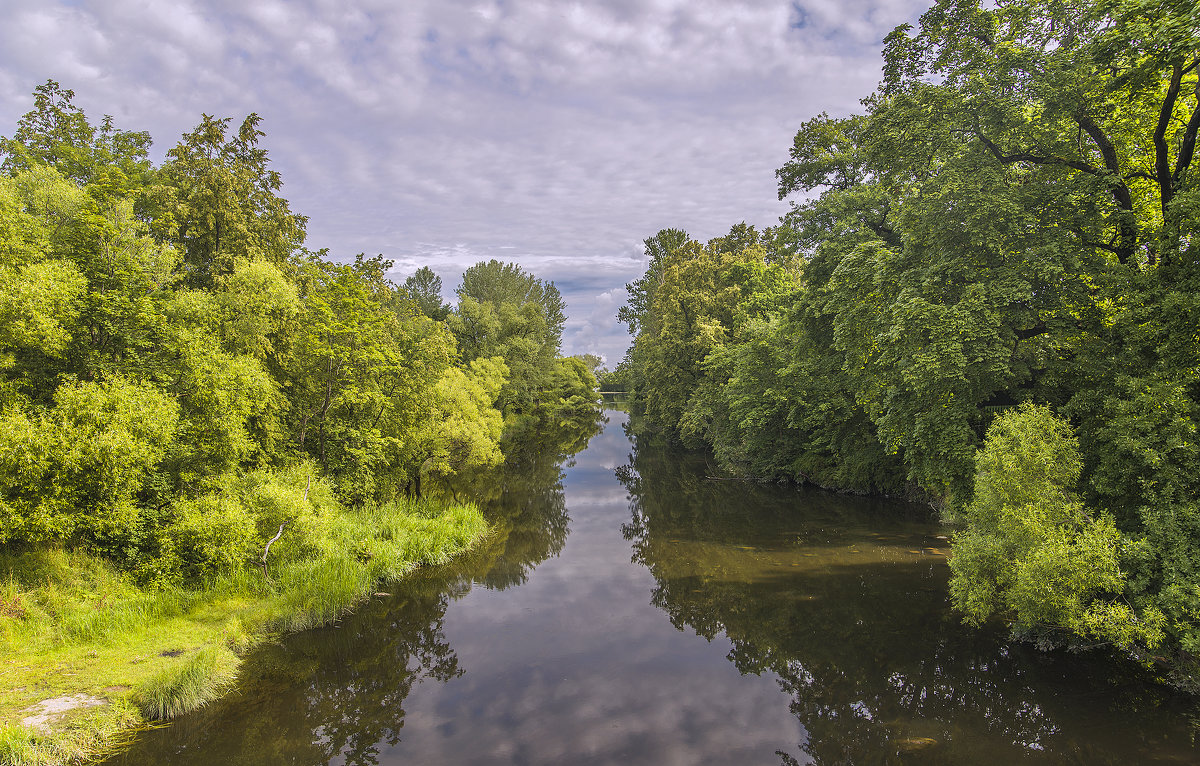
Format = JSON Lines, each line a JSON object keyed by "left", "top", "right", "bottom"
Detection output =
{"left": 260, "top": 476, "right": 311, "bottom": 580}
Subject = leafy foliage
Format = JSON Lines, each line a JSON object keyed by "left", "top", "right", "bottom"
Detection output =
{"left": 448, "top": 259, "right": 598, "bottom": 438}
{"left": 0, "top": 82, "right": 596, "bottom": 592}
{"left": 616, "top": 0, "right": 1200, "bottom": 682}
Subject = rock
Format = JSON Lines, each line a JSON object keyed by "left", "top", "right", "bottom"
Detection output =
{"left": 21, "top": 694, "right": 108, "bottom": 732}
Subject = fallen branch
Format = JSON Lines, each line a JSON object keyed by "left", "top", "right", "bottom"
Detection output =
{"left": 260, "top": 522, "right": 287, "bottom": 580}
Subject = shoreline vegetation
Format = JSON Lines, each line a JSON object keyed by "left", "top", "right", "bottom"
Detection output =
{"left": 1, "top": 495, "right": 488, "bottom": 766}
{"left": 604, "top": 0, "right": 1200, "bottom": 689}
{"left": 0, "top": 76, "right": 601, "bottom": 765}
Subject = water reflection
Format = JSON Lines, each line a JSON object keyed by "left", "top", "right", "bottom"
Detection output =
{"left": 106, "top": 417, "right": 604, "bottom": 766}
{"left": 453, "top": 415, "right": 604, "bottom": 589}
{"left": 106, "top": 411, "right": 1199, "bottom": 766}
{"left": 616, "top": 431, "right": 1200, "bottom": 765}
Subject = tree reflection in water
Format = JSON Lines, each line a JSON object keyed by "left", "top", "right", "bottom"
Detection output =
{"left": 105, "top": 415, "right": 604, "bottom": 766}
{"left": 616, "top": 429, "right": 1200, "bottom": 766}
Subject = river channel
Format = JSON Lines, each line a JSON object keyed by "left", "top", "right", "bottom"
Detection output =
{"left": 107, "top": 410, "right": 1200, "bottom": 765}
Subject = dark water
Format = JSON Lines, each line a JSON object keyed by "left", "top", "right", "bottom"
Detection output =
{"left": 107, "top": 411, "right": 1200, "bottom": 765}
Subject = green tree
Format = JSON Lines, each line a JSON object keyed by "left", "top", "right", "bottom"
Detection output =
{"left": 408, "top": 357, "right": 507, "bottom": 498}
{"left": 449, "top": 260, "right": 582, "bottom": 431}
{"left": 402, "top": 266, "right": 449, "bottom": 321}
{"left": 457, "top": 259, "right": 566, "bottom": 345}
{"left": 0, "top": 80, "right": 153, "bottom": 196}
{"left": 159, "top": 114, "right": 307, "bottom": 287}
{"left": 618, "top": 228, "right": 690, "bottom": 337}
{"left": 0, "top": 377, "right": 178, "bottom": 550}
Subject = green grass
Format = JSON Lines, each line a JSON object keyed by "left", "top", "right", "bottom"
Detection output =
{"left": 0, "top": 702, "right": 139, "bottom": 766}
{"left": 134, "top": 646, "right": 238, "bottom": 721}
{"left": 0, "top": 497, "right": 489, "bottom": 765}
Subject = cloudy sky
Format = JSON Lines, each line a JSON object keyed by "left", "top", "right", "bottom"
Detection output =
{"left": 0, "top": 0, "right": 928, "bottom": 364}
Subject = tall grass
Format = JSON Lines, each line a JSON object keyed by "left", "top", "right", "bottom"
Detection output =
{"left": 57, "top": 587, "right": 196, "bottom": 644}
{"left": 0, "top": 496, "right": 488, "bottom": 765}
{"left": 134, "top": 646, "right": 239, "bottom": 720}
{"left": 255, "top": 497, "right": 488, "bottom": 632}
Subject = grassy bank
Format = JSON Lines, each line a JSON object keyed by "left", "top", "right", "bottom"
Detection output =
{"left": 0, "top": 497, "right": 488, "bottom": 766}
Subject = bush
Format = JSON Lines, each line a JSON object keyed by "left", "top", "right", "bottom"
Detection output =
{"left": 949, "top": 404, "right": 1164, "bottom": 650}
{"left": 152, "top": 465, "right": 332, "bottom": 583}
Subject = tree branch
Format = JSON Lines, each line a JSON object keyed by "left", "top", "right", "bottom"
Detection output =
{"left": 1155, "top": 63, "right": 1184, "bottom": 214}
{"left": 977, "top": 124, "right": 1137, "bottom": 264}
{"left": 975, "top": 130, "right": 1104, "bottom": 177}
{"left": 1016, "top": 322, "right": 1049, "bottom": 341}
{"left": 1173, "top": 83, "right": 1200, "bottom": 185}
{"left": 259, "top": 476, "right": 308, "bottom": 580}
{"left": 1074, "top": 114, "right": 1138, "bottom": 264}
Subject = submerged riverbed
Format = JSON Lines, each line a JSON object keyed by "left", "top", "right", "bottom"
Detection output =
{"left": 106, "top": 411, "right": 1199, "bottom": 765}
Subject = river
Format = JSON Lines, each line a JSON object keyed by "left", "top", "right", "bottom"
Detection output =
{"left": 106, "top": 410, "right": 1200, "bottom": 765}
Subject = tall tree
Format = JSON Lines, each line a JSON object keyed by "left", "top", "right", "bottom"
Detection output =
{"left": 0, "top": 80, "right": 153, "bottom": 195}
{"left": 402, "top": 265, "right": 449, "bottom": 320}
{"left": 160, "top": 114, "right": 307, "bottom": 287}
{"left": 449, "top": 260, "right": 581, "bottom": 429}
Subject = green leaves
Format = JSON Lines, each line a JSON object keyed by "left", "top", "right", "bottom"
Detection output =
{"left": 161, "top": 113, "right": 306, "bottom": 288}
{"left": 448, "top": 259, "right": 588, "bottom": 434}
{"left": 948, "top": 404, "right": 1162, "bottom": 651}
{"left": 0, "top": 378, "right": 178, "bottom": 546}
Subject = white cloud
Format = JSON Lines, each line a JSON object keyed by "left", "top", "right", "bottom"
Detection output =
{"left": 1, "top": 0, "right": 930, "bottom": 363}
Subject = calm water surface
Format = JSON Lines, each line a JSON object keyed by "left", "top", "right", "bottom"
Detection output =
{"left": 107, "top": 411, "right": 1200, "bottom": 765}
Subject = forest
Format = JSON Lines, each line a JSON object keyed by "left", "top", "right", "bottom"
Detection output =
{"left": 0, "top": 80, "right": 599, "bottom": 763}
{"left": 609, "top": 0, "right": 1200, "bottom": 687}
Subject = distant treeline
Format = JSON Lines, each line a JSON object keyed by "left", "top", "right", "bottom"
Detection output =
{"left": 0, "top": 80, "right": 599, "bottom": 584}
{"left": 607, "top": 0, "right": 1200, "bottom": 687}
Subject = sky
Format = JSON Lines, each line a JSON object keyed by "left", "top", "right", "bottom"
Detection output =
{"left": 0, "top": 0, "right": 929, "bottom": 365}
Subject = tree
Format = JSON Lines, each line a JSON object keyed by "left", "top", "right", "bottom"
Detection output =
{"left": 160, "top": 114, "right": 307, "bottom": 287}
{"left": 572, "top": 353, "right": 604, "bottom": 378}
{"left": 408, "top": 357, "right": 507, "bottom": 498}
{"left": 456, "top": 259, "right": 566, "bottom": 348}
{"left": 0, "top": 80, "right": 153, "bottom": 195}
{"left": 0, "top": 377, "right": 178, "bottom": 550}
{"left": 618, "top": 228, "right": 690, "bottom": 336}
{"left": 284, "top": 252, "right": 456, "bottom": 502}
{"left": 449, "top": 260, "right": 580, "bottom": 430}
{"left": 402, "top": 266, "right": 449, "bottom": 320}
{"left": 949, "top": 404, "right": 1164, "bottom": 651}
{"left": 874, "top": 0, "right": 1200, "bottom": 678}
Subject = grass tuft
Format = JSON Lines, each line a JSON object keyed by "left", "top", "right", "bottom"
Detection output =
{"left": 134, "top": 646, "right": 239, "bottom": 721}
{"left": 0, "top": 701, "right": 140, "bottom": 766}
{"left": 0, "top": 724, "right": 37, "bottom": 766}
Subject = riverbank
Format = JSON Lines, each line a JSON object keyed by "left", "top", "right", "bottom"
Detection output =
{"left": 0, "top": 498, "right": 488, "bottom": 766}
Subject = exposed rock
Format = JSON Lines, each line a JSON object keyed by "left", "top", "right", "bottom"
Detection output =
{"left": 21, "top": 694, "right": 107, "bottom": 732}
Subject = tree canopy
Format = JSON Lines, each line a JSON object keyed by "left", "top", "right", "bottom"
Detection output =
{"left": 616, "top": 0, "right": 1200, "bottom": 686}
{"left": 0, "top": 82, "right": 599, "bottom": 585}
